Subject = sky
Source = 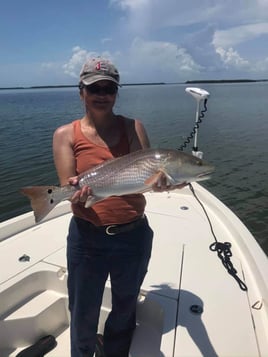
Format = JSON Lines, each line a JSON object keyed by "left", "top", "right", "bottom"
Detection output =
{"left": 1, "top": 0, "right": 268, "bottom": 87}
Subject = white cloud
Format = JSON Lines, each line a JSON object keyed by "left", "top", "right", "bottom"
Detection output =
{"left": 181, "top": 26, "right": 223, "bottom": 72}
{"left": 111, "top": 0, "right": 218, "bottom": 27}
{"left": 111, "top": 0, "right": 268, "bottom": 57}
{"left": 216, "top": 47, "right": 250, "bottom": 69}
{"left": 63, "top": 47, "right": 92, "bottom": 78}
{"left": 62, "top": 47, "right": 117, "bottom": 79}
{"left": 111, "top": 0, "right": 222, "bottom": 33}
{"left": 111, "top": 0, "right": 268, "bottom": 29}
{"left": 252, "top": 56, "right": 268, "bottom": 73}
{"left": 213, "top": 23, "right": 268, "bottom": 48}
{"left": 62, "top": 32, "right": 268, "bottom": 84}
{"left": 62, "top": 39, "right": 202, "bottom": 84}
{"left": 109, "top": 0, "right": 268, "bottom": 79}
{"left": 61, "top": 1, "right": 268, "bottom": 83}
{"left": 128, "top": 37, "right": 202, "bottom": 80}
{"left": 2, "top": 0, "right": 268, "bottom": 87}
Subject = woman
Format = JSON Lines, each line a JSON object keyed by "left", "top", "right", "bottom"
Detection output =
{"left": 54, "top": 57, "right": 184, "bottom": 357}
{"left": 53, "top": 58, "right": 155, "bottom": 357}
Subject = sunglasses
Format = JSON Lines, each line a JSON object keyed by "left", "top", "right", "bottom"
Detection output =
{"left": 84, "top": 83, "right": 118, "bottom": 95}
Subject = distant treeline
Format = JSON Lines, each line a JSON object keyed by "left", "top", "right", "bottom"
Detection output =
{"left": 0, "top": 83, "right": 166, "bottom": 90}
{"left": 185, "top": 79, "right": 268, "bottom": 84}
{"left": 1, "top": 79, "right": 268, "bottom": 90}
{"left": 0, "top": 85, "right": 77, "bottom": 90}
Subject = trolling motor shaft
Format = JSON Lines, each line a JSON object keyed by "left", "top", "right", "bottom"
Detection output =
{"left": 185, "top": 87, "right": 210, "bottom": 159}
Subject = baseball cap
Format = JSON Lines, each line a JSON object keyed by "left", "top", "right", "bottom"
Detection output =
{"left": 80, "top": 58, "right": 120, "bottom": 86}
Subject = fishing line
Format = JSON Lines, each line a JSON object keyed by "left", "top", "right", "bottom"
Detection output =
{"left": 177, "top": 99, "right": 208, "bottom": 152}
{"left": 188, "top": 183, "right": 248, "bottom": 291}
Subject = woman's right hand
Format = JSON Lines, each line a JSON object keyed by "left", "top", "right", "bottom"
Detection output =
{"left": 68, "top": 176, "right": 92, "bottom": 204}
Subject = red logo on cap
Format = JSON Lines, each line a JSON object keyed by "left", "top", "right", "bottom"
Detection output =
{"left": 95, "top": 61, "right": 109, "bottom": 72}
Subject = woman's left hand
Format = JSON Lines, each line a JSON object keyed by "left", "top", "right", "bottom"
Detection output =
{"left": 68, "top": 176, "right": 92, "bottom": 204}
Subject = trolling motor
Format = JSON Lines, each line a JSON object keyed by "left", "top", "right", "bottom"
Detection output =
{"left": 181, "top": 87, "right": 210, "bottom": 159}
{"left": 184, "top": 89, "right": 247, "bottom": 292}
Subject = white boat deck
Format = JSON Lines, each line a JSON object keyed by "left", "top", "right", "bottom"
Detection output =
{"left": 0, "top": 184, "right": 268, "bottom": 356}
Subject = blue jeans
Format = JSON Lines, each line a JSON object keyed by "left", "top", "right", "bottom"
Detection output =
{"left": 67, "top": 216, "right": 153, "bottom": 357}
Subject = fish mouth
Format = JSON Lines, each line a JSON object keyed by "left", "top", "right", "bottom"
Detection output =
{"left": 196, "top": 169, "right": 214, "bottom": 181}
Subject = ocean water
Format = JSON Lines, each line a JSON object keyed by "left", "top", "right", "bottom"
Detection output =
{"left": 0, "top": 83, "right": 267, "bottom": 255}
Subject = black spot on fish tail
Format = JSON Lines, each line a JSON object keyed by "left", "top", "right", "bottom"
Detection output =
{"left": 20, "top": 186, "right": 62, "bottom": 223}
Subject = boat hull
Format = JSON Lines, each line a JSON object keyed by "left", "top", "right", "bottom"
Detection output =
{"left": 1, "top": 184, "right": 268, "bottom": 356}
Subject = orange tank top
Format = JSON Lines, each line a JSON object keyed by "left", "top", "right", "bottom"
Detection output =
{"left": 71, "top": 117, "right": 146, "bottom": 226}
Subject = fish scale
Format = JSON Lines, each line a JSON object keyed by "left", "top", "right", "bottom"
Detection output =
{"left": 78, "top": 149, "right": 163, "bottom": 194}
{"left": 20, "top": 148, "right": 214, "bottom": 223}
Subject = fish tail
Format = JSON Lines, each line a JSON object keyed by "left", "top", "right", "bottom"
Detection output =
{"left": 20, "top": 185, "right": 64, "bottom": 223}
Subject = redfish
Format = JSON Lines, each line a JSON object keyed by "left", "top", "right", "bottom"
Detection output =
{"left": 21, "top": 148, "right": 214, "bottom": 223}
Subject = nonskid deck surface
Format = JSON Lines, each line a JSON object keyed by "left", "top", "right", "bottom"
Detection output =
{"left": 0, "top": 185, "right": 267, "bottom": 356}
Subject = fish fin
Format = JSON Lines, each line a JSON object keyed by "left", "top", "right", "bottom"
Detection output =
{"left": 20, "top": 186, "right": 63, "bottom": 223}
{"left": 144, "top": 170, "right": 177, "bottom": 187}
{"left": 84, "top": 195, "right": 99, "bottom": 208}
{"left": 164, "top": 172, "right": 177, "bottom": 185}
{"left": 139, "top": 187, "right": 153, "bottom": 194}
{"left": 144, "top": 171, "right": 163, "bottom": 186}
